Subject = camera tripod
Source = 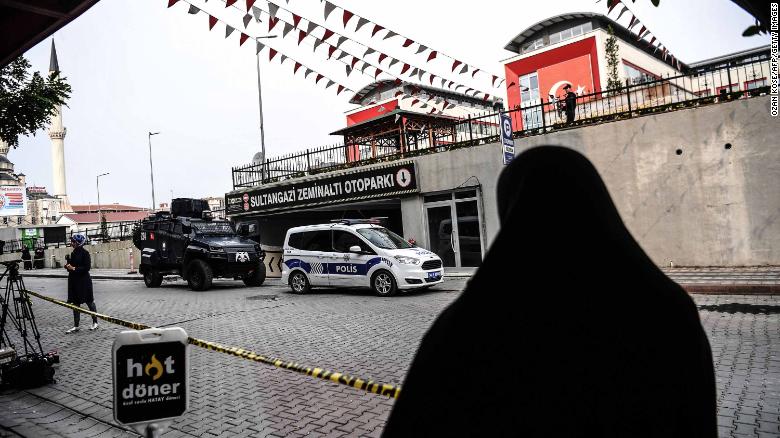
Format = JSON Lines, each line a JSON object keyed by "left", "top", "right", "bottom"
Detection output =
{"left": 0, "top": 260, "right": 44, "bottom": 357}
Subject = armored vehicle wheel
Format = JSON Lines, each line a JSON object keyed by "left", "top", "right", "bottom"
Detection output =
{"left": 371, "top": 270, "right": 398, "bottom": 297}
{"left": 187, "top": 259, "right": 213, "bottom": 291}
{"left": 288, "top": 271, "right": 310, "bottom": 294}
{"left": 143, "top": 269, "right": 163, "bottom": 288}
{"left": 242, "top": 262, "right": 266, "bottom": 287}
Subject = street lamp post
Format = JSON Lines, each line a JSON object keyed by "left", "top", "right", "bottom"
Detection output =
{"left": 96, "top": 172, "right": 109, "bottom": 220}
{"left": 148, "top": 132, "right": 160, "bottom": 211}
{"left": 255, "top": 35, "right": 277, "bottom": 182}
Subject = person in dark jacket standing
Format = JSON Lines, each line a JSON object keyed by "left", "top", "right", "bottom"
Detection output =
{"left": 383, "top": 146, "right": 717, "bottom": 437}
{"left": 65, "top": 234, "right": 98, "bottom": 333}
{"left": 21, "top": 246, "right": 32, "bottom": 270}
{"left": 563, "top": 83, "right": 578, "bottom": 124}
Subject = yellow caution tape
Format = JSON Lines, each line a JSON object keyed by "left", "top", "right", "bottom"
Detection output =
{"left": 24, "top": 289, "right": 401, "bottom": 399}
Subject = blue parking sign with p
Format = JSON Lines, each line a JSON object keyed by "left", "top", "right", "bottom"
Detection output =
{"left": 500, "top": 112, "right": 515, "bottom": 165}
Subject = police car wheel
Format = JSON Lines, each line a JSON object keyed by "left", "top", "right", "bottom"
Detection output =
{"left": 187, "top": 259, "right": 213, "bottom": 291}
{"left": 143, "top": 269, "right": 163, "bottom": 288}
{"left": 371, "top": 270, "right": 397, "bottom": 297}
{"left": 289, "top": 271, "right": 310, "bottom": 294}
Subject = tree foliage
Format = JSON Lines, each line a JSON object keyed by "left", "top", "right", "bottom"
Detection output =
{"left": 0, "top": 56, "right": 71, "bottom": 148}
{"left": 605, "top": 26, "right": 622, "bottom": 93}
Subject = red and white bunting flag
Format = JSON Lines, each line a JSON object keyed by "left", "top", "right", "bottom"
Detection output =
{"left": 337, "top": 85, "right": 345, "bottom": 95}
{"left": 187, "top": 5, "right": 199, "bottom": 14}
{"left": 167, "top": 0, "right": 179, "bottom": 7}
{"left": 282, "top": 23, "right": 294, "bottom": 37}
{"left": 269, "top": 17, "right": 280, "bottom": 32}
{"left": 343, "top": 10, "right": 354, "bottom": 27}
{"left": 465, "top": 87, "right": 473, "bottom": 94}
{"left": 459, "top": 64, "right": 468, "bottom": 74}
{"left": 427, "top": 51, "right": 437, "bottom": 62}
{"left": 336, "top": 51, "right": 348, "bottom": 61}
{"left": 242, "top": 14, "right": 252, "bottom": 28}
{"left": 616, "top": 6, "right": 629, "bottom": 21}
{"left": 328, "top": 45, "right": 337, "bottom": 59}
{"left": 315, "top": 73, "right": 324, "bottom": 84}
{"left": 306, "top": 22, "right": 318, "bottom": 34}
{"left": 401, "top": 64, "right": 411, "bottom": 74}
{"left": 411, "top": 99, "right": 420, "bottom": 106}
{"left": 364, "top": 47, "right": 375, "bottom": 58}
{"left": 379, "top": 53, "right": 388, "bottom": 63}
{"left": 607, "top": 0, "right": 621, "bottom": 14}
{"left": 292, "top": 14, "right": 302, "bottom": 28}
{"left": 388, "top": 58, "right": 399, "bottom": 68}
{"left": 628, "top": 17, "right": 639, "bottom": 30}
{"left": 351, "top": 57, "right": 359, "bottom": 69}
{"left": 268, "top": 3, "right": 279, "bottom": 18}
{"left": 209, "top": 15, "right": 218, "bottom": 30}
{"left": 440, "top": 78, "right": 446, "bottom": 88}
{"left": 482, "top": 94, "right": 490, "bottom": 102}
{"left": 375, "top": 68, "right": 382, "bottom": 78}
{"left": 491, "top": 75, "right": 499, "bottom": 86}
{"left": 345, "top": 65, "right": 352, "bottom": 77}
{"left": 403, "top": 38, "right": 414, "bottom": 48}
{"left": 649, "top": 36, "right": 656, "bottom": 45}
{"left": 335, "top": 36, "right": 347, "bottom": 48}
{"left": 471, "top": 68, "right": 480, "bottom": 78}
{"left": 298, "top": 30, "right": 306, "bottom": 45}
{"left": 226, "top": 0, "right": 237, "bottom": 7}
{"left": 383, "top": 30, "right": 397, "bottom": 40}
{"left": 313, "top": 38, "right": 324, "bottom": 51}
{"left": 256, "top": 41, "right": 265, "bottom": 54}
{"left": 394, "top": 78, "right": 402, "bottom": 87}
{"left": 395, "top": 91, "right": 404, "bottom": 97}
{"left": 269, "top": 48, "right": 278, "bottom": 61}
{"left": 246, "top": 0, "right": 256, "bottom": 11}
{"left": 239, "top": 33, "right": 250, "bottom": 46}
{"left": 304, "top": 68, "right": 314, "bottom": 79}
{"left": 323, "top": 1, "right": 337, "bottom": 20}
{"left": 446, "top": 80, "right": 454, "bottom": 88}
{"left": 508, "top": 81, "right": 516, "bottom": 88}
{"left": 225, "top": 24, "right": 235, "bottom": 38}
{"left": 451, "top": 60, "right": 462, "bottom": 72}
{"left": 279, "top": 54, "right": 288, "bottom": 64}
{"left": 325, "top": 80, "right": 335, "bottom": 89}
{"left": 429, "top": 74, "right": 435, "bottom": 85}
{"left": 294, "top": 62, "right": 302, "bottom": 74}
{"left": 251, "top": 6, "right": 262, "bottom": 22}
{"left": 415, "top": 44, "right": 427, "bottom": 55}
{"left": 410, "top": 67, "right": 419, "bottom": 77}
{"left": 355, "top": 17, "right": 369, "bottom": 32}
{"left": 322, "top": 29, "right": 334, "bottom": 41}
{"left": 371, "top": 24, "right": 384, "bottom": 37}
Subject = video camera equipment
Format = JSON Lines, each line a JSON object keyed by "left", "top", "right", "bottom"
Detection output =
{"left": 0, "top": 260, "right": 58, "bottom": 389}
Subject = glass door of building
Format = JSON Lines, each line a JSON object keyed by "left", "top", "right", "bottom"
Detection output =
{"left": 424, "top": 190, "right": 485, "bottom": 268}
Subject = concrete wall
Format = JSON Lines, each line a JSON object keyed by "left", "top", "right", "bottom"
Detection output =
{"left": 406, "top": 96, "right": 778, "bottom": 266}
{"left": 0, "top": 240, "right": 140, "bottom": 270}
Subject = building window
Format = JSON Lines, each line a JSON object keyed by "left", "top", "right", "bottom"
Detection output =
{"left": 623, "top": 61, "right": 657, "bottom": 85}
{"left": 519, "top": 72, "right": 540, "bottom": 104}
{"left": 745, "top": 78, "right": 767, "bottom": 90}
{"left": 716, "top": 84, "right": 738, "bottom": 94}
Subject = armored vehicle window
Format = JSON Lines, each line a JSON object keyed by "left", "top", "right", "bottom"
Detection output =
{"left": 300, "top": 231, "right": 331, "bottom": 251}
{"left": 192, "top": 222, "right": 234, "bottom": 235}
{"left": 287, "top": 232, "right": 303, "bottom": 249}
{"left": 333, "top": 231, "right": 371, "bottom": 253}
{"left": 143, "top": 222, "right": 156, "bottom": 231}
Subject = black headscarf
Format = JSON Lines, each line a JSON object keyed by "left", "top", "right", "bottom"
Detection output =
{"left": 383, "top": 146, "right": 716, "bottom": 437}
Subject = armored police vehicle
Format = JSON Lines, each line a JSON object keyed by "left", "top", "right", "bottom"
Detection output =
{"left": 133, "top": 198, "right": 266, "bottom": 291}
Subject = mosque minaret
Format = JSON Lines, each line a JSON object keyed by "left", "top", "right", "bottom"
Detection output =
{"left": 47, "top": 40, "right": 72, "bottom": 213}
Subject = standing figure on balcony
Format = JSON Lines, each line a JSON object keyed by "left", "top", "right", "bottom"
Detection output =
{"left": 563, "top": 84, "right": 578, "bottom": 125}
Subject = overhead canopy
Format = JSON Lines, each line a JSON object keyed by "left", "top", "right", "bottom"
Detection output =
{"left": 1, "top": 0, "right": 101, "bottom": 67}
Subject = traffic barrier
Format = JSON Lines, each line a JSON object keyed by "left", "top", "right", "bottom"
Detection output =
{"left": 23, "top": 289, "right": 401, "bottom": 399}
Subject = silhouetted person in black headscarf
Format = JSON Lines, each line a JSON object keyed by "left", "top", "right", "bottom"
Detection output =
{"left": 383, "top": 146, "right": 716, "bottom": 437}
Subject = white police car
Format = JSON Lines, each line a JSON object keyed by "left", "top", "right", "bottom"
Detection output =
{"left": 281, "top": 220, "right": 444, "bottom": 296}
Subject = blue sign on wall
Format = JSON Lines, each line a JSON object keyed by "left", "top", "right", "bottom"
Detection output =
{"left": 500, "top": 112, "right": 515, "bottom": 165}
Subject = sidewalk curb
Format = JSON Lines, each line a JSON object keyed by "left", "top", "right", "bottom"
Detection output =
{"left": 683, "top": 284, "right": 780, "bottom": 295}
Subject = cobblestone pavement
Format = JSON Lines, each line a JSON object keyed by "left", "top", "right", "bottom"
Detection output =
{"left": 0, "top": 277, "right": 778, "bottom": 437}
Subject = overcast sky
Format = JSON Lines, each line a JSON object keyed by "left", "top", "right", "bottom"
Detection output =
{"left": 11, "top": 0, "right": 769, "bottom": 209}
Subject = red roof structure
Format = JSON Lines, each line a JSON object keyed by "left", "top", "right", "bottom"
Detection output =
{"left": 61, "top": 211, "right": 150, "bottom": 224}
{"left": 71, "top": 204, "right": 147, "bottom": 213}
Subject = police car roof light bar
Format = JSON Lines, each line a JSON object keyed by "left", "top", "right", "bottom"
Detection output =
{"left": 329, "top": 218, "right": 387, "bottom": 225}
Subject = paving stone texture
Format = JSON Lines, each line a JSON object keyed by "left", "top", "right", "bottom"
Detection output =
{"left": 0, "top": 276, "right": 777, "bottom": 437}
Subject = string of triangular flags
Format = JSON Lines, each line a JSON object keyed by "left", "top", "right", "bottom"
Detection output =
{"left": 601, "top": 0, "right": 682, "bottom": 70}
{"left": 170, "top": 0, "right": 355, "bottom": 98}
{"left": 236, "top": 1, "right": 497, "bottom": 104}
{"left": 236, "top": 0, "right": 499, "bottom": 101}
{"left": 320, "top": 0, "right": 506, "bottom": 90}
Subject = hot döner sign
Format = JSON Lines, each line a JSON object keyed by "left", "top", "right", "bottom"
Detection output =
{"left": 226, "top": 162, "right": 418, "bottom": 214}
